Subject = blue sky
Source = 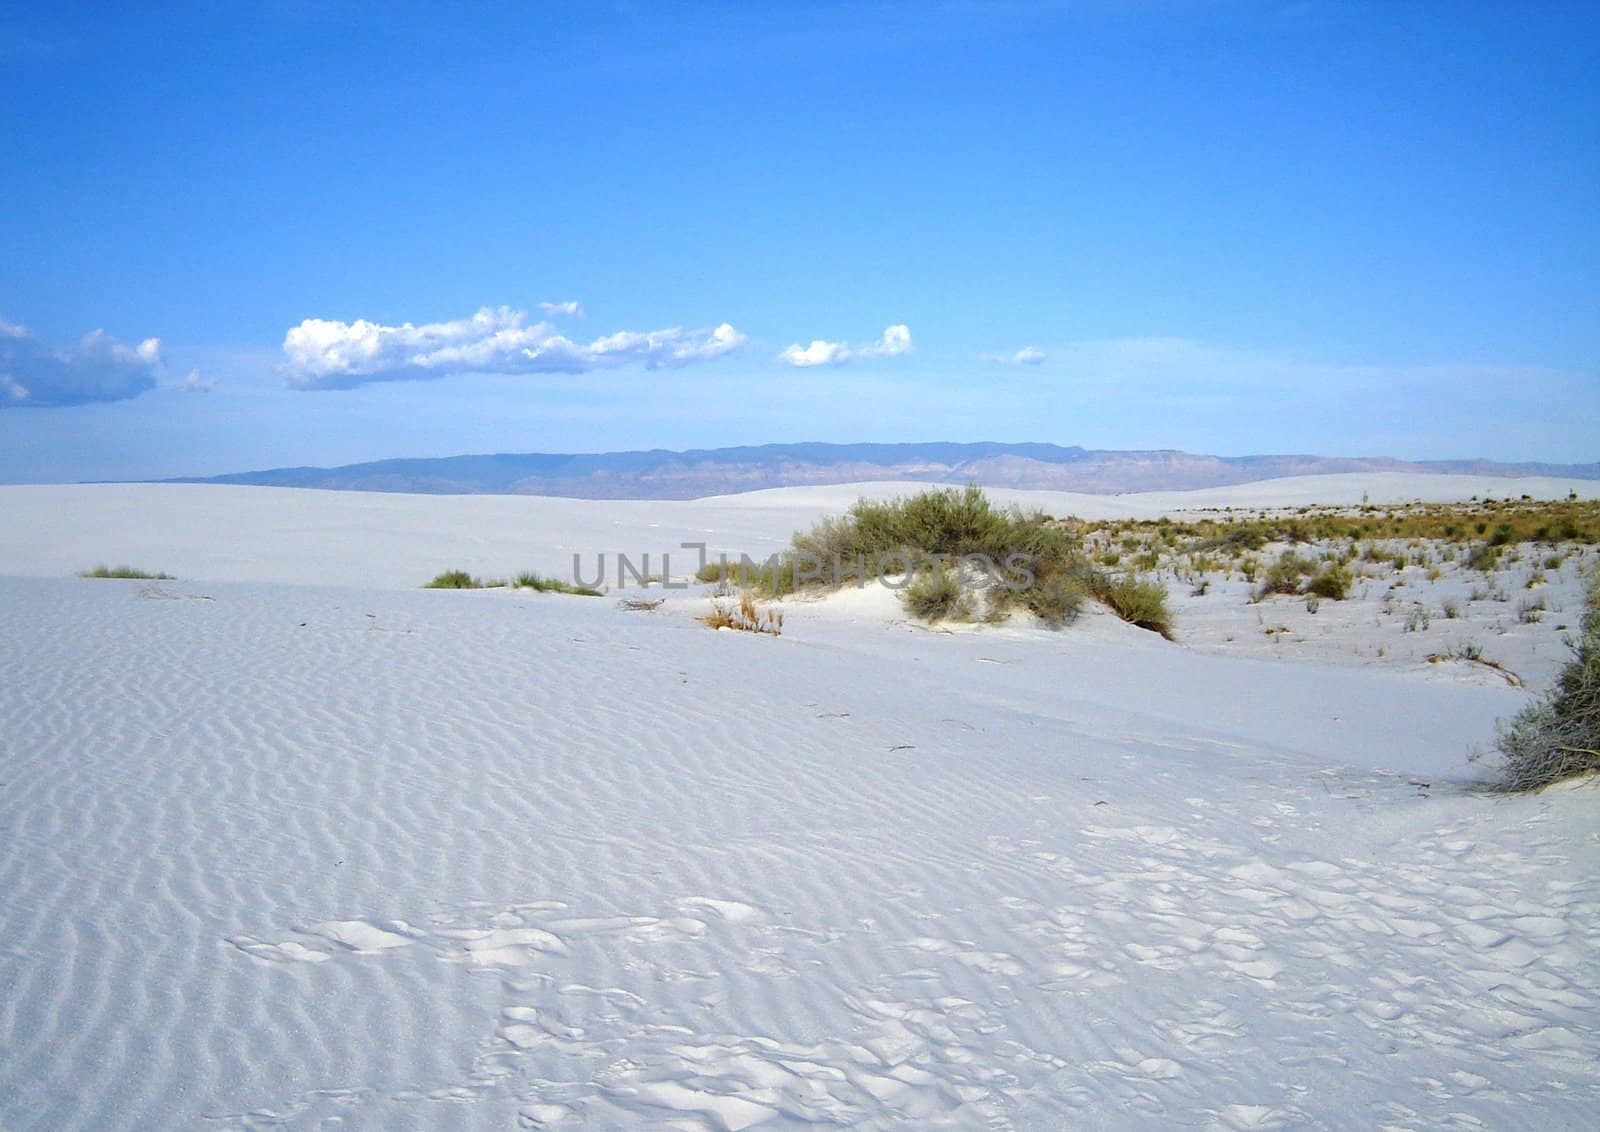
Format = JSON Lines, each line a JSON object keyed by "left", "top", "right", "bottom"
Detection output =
{"left": 1, "top": 1, "right": 1595, "bottom": 482}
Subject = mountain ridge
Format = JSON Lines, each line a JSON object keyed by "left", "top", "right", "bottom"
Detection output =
{"left": 162, "top": 442, "right": 1600, "bottom": 499}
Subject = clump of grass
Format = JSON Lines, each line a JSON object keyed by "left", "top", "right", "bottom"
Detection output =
{"left": 79, "top": 565, "right": 173, "bottom": 580}
{"left": 1489, "top": 573, "right": 1600, "bottom": 790}
{"left": 700, "top": 591, "right": 783, "bottom": 635}
{"left": 514, "top": 570, "right": 601, "bottom": 596}
{"left": 1091, "top": 575, "right": 1174, "bottom": 639}
{"left": 425, "top": 569, "right": 482, "bottom": 588}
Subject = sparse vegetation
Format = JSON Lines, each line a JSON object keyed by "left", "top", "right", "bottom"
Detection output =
{"left": 617, "top": 597, "right": 665, "bottom": 611}
{"left": 425, "top": 568, "right": 596, "bottom": 593}
{"left": 743, "top": 486, "right": 1171, "bottom": 636}
{"left": 1092, "top": 575, "right": 1174, "bottom": 639}
{"left": 701, "top": 591, "right": 783, "bottom": 636}
{"left": 425, "top": 570, "right": 488, "bottom": 589}
{"left": 514, "top": 570, "right": 601, "bottom": 596}
{"left": 78, "top": 565, "right": 173, "bottom": 580}
{"left": 903, "top": 567, "right": 969, "bottom": 622}
{"left": 1490, "top": 573, "right": 1600, "bottom": 791}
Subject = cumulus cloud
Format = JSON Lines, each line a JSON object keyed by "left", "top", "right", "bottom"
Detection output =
{"left": 175, "top": 368, "right": 215, "bottom": 393}
{"left": 779, "top": 325, "right": 913, "bottom": 367}
{"left": 281, "top": 306, "right": 747, "bottom": 390}
{"left": 538, "top": 300, "right": 584, "bottom": 318}
{"left": 0, "top": 317, "right": 162, "bottom": 408}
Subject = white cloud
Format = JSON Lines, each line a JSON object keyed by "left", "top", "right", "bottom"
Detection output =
{"left": 779, "top": 324, "right": 913, "bottom": 367}
{"left": 175, "top": 368, "right": 216, "bottom": 393}
{"left": 0, "top": 317, "right": 162, "bottom": 408}
{"left": 983, "top": 345, "right": 1047, "bottom": 365}
{"left": 538, "top": 300, "right": 584, "bottom": 318}
{"left": 281, "top": 306, "right": 747, "bottom": 390}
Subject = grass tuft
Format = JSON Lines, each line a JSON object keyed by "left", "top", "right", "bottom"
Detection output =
{"left": 514, "top": 570, "right": 601, "bottom": 596}
{"left": 700, "top": 591, "right": 783, "bottom": 635}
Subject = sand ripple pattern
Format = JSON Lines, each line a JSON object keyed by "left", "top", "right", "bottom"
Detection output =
{"left": 2, "top": 576, "right": 1598, "bottom": 1129}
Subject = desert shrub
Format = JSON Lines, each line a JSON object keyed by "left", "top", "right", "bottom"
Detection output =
{"left": 425, "top": 570, "right": 481, "bottom": 589}
{"left": 1466, "top": 543, "right": 1501, "bottom": 572}
{"left": 982, "top": 579, "right": 1018, "bottom": 623}
{"left": 774, "top": 486, "right": 1091, "bottom": 625}
{"left": 1490, "top": 574, "right": 1600, "bottom": 790}
{"left": 1092, "top": 575, "right": 1174, "bottom": 639}
{"left": 1021, "top": 568, "right": 1088, "bottom": 628}
{"left": 79, "top": 565, "right": 173, "bottom": 580}
{"left": 1254, "top": 551, "right": 1316, "bottom": 600}
{"left": 902, "top": 567, "right": 965, "bottom": 622}
{"left": 1305, "top": 565, "right": 1352, "bottom": 600}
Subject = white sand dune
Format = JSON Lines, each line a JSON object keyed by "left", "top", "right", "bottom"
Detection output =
{"left": 2, "top": 476, "right": 1598, "bottom": 1129}
{"left": 1, "top": 473, "right": 1595, "bottom": 591}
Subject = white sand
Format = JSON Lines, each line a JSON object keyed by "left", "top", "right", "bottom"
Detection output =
{"left": 2, "top": 474, "right": 1597, "bottom": 1128}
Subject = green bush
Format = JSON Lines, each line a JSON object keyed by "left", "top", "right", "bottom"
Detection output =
{"left": 425, "top": 570, "right": 482, "bottom": 589}
{"left": 1305, "top": 565, "right": 1352, "bottom": 600}
{"left": 1254, "top": 551, "right": 1316, "bottom": 599}
{"left": 744, "top": 486, "right": 1183, "bottom": 637}
{"left": 78, "top": 565, "right": 173, "bottom": 580}
{"left": 1092, "top": 576, "right": 1174, "bottom": 639}
{"left": 1492, "top": 573, "right": 1600, "bottom": 791}
{"left": 1021, "top": 568, "right": 1088, "bottom": 628}
{"left": 903, "top": 568, "right": 966, "bottom": 622}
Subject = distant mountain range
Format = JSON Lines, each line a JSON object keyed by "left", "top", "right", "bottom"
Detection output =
{"left": 164, "top": 442, "right": 1600, "bottom": 499}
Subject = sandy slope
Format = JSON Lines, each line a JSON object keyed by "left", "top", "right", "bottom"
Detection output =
{"left": 2, "top": 477, "right": 1598, "bottom": 1129}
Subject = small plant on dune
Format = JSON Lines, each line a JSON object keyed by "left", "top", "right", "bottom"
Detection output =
{"left": 514, "top": 570, "right": 602, "bottom": 596}
{"left": 1488, "top": 573, "right": 1600, "bottom": 791}
{"left": 1305, "top": 564, "right": 1352, "bottom": 601}
{"left": 700, "top": 590, "right": 783, "bottom": 636}
{"left": 903, "top": 567, "right": 967, "bottom": 623}
{"left": 79, "top": 565, "right": 173, "bottom": 580}
{"left": 425, "top": 570, "right": 484, "bottom": 588}
{"left": 1091, "top": 575, "right": 1174, "bottom": 639}
{"left": 1254, "top": 551, "right": 1315, "bottom": 600}
{"left": 1019, "top": 564, "right": 1089, "bottom": 628}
